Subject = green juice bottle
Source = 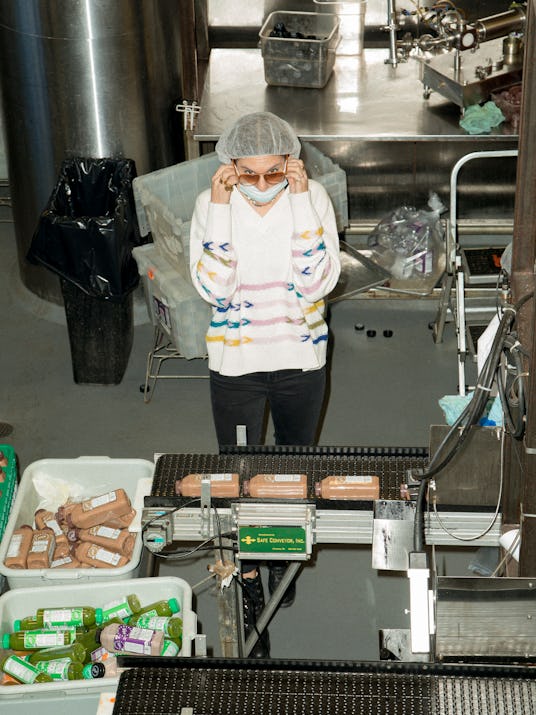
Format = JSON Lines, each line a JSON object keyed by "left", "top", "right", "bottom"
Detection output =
{"left": 101, "top": 594, "right": 141, "bottom": 623}
{"left": 35, "top": 658, "right": 105, "bottom": 680}
{"left": 0, "top": 653, "right": 53, "bottom": 684}
{"left": 3, "top": 629, "right": 74, "bottom": 651}
{"left": 129, "top": 614, "right": 183, "bottom": 643}
{"left": 28, "top": 641, "right": 86, "bottom": 664}
{"left": 160, "top": 639, "right": 180, "bottom": 656}
{"left": 134, "top": 598, "right": 180, "bottom": 619}
{"left": 18, "top": 606, "right": 103, "bottom": 630}
{"left": 72, "top": 627, "right": 103, "bottom": 665}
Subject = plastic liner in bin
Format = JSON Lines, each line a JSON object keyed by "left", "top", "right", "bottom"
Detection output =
{"left": 28, "top": 158, "right": 142, "bottom": 384}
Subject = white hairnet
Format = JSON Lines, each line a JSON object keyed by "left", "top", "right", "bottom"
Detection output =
{"left": 215, "top": 112, "right": 301, "bottom": 163}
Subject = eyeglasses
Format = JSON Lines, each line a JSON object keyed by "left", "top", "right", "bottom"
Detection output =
{"left": 233, "top": 158, "right": 288, "bottom": 186}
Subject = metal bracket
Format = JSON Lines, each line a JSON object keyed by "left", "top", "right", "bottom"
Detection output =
{"left": 200, "top": 477, "right": 212, "bottom": 538}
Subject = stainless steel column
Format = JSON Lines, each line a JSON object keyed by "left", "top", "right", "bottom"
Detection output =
{"left": 0, "top": 0, "right": 183, "bottom": 303}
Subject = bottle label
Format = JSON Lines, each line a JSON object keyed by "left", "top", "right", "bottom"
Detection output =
{"left": 23, "top": 630, "right": 72, "bottom": 648}
{"left": 6, "top": 534, "right": 22, "bottom": 558}
{"left": 113, "top": 625, "right": 154, "bottom": 654}
{"left": 90, "top": 646, "right": 109, "bottom": 662}
{"left": 89, "top": 525, "right": 121, "bottom": 539}
{"left": 273, "top": 474, "right": 302, "bottom": 482}
{"left": 50, "top": 555, "right": 75, "bottom": 568}
{"left": 30, "top": 537, "right": 50, "bottom": 553}
{"left": 135, "top": 615, "right": 169, "bottom": 632}
{"left": 35, "top": 658, "right": 71, "bottom": 679}
{"left": 102, "top": 597, "right": 134, "bottom": 621}
{"left": 161, "top": 639, "right": 180, "bottom": 656}
{"left": 87, "top": 545, "right": 122, "bottom": 566}
{"left": 208, "top": 473, "right": 233, "bottom": 481}
{"left": 139, "top": 608, "right": 158, "bottom": 619}
{"left": 83, "top": 491, "right": 117, "bottom": 512}
{"left": 334, "top": 475, "right": 374, "bottom": 484}
{"left": 3, "top": 655, "right": 39, "bottom": 684}
{"left": 44, "top": 518, "right": 63, "bottom": 536}
{"left": 43, "top": 607, "right": 85, "bottom": 627}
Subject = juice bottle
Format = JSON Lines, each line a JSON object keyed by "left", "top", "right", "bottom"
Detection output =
{"left": 129, "top": 614, "right": 182, "bottom": 643}
{"left": 175, "top": 473, "right": 240, "bottom": 497}
{"left": 26, "top": 529, "right": 56, "bottom": 569}
{"left": 74, "top": 542, "right": 130, "bottom": 568}
{"left": 98, "top": 623, "right": 164, "bottom": 655}
{"left": 3, "top": 628, "right": 74, "bottom": 650}
{"left": 134, "top": 598, "right": 180, "bottom": 619}
{"left": 34, "top": 658, "right": 105, "bottom": 680}
{"left": 4, "top": 525, "right": 33, "bottom": 569}
{"left": 0, "top": 653, "right": 53, "bottom": 683}
{"left": 67, "top": 489, "right": 132, "bottom": 529}
{"left": 315, "top": 475, "right": 381, "bottom": 500}
{"left": 50, "top": 554, "right": 81, "bottom": 569}
{"left": 73, "top": 627, "right": 103, "bottom": 664}
{"left": 28, "top": 641, "right": 86, "bottom": 664}
{"left": 101, "top": 508, "right": 136, "bottom": 530}
{"left": 18, "top": 605, "right": 103, "bottom": 630}
{"left": 101, "top": 594, "right": 141, "bottom": 623}
{"left": 55, "top": 502, "right": 78, "bottom": 533}
{"left": 34, "top": 509, "right": 70, "bottom": 558}
{"left": 68, "top": 526, "right": 135, "bottom": 555}
{"left": 242, "top": 474, "right": 308, "bottom": 498}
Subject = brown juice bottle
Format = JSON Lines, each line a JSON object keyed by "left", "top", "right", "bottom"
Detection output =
{"left": 100, "top": 507, "right": 137, "bottom": 530}
{"left": 242, "top": 474, "right": 308, "bottom": 499}
{"left": 67, "top": 489, "right": 132, "bottom": 529}
{"left": 26, "top": 529, "right": 56, "bottom": 569}
{"left": 68, "top": 526, "right": 135, "bottom": 556}
{"left": 56, "top": 502, "right": 78, "bottom": 534}
{"left": 175, "top": 473, "right": 240, "bottom": 497}
{"left": 315, "top": 475, "right": 381, "bottom": 500}
{"left": 74, "top": 542, "right": 130, "bottom": 569}
{"left": 4, "top": 525, "right": 34, "bottom": 569}
{"left": 50, "top": 553, "right": 82, "bottom": 569}
{"left": 35, "top": 509, "right": 70, "bottom": 558}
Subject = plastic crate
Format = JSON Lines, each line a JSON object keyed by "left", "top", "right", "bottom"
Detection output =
{"left": 0, "top": 457, "right": 154, "bottom": 589}
{"left": 259, "top": 11, "right": 340, "bottom": 88}
{"left": 132, "top": 243, "right": 211, "bottom": 359}
{"left": 301, "top": 142, "right": 348, "bottom": 232}
{"left": 133, "top": 153, "right": 221, "bottom": 276}
{"left": 0, "top": 445, "right": 17, "bottom": 542}
{"left": 0, "top": 576, "right": 196, "bottom": 704}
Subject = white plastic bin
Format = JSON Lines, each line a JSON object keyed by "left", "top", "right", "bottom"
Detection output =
{"left": 0, "top": 457, "right": 154, "bottom": 589}
{"left": 132, "top": 243, "right": 211, "bottom": 359}
{"left": 0, "top": 576, "right": 196, "bottom": 705}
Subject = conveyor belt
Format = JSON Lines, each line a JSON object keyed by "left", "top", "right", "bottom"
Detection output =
{"left": 113, "top": 659, "right": 536, "bottom": 714}
{"left": 147, "top": 447, "right": 429, "bottom": 508}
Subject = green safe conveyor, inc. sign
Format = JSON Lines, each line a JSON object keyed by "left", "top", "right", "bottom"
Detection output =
{"left": 238, "top": 526, "right": 307, "bottom": 554}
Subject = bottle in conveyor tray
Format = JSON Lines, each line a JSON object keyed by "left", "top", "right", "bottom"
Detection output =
{"left": 17, "top": 605, "right": 103, "bottom": 630}
{"left": 175, "top": 473, "right": 240, "bottom": 497}
{"left": 66, "top": 489, "right": 132, "bottom": 529}
{"left": 4, "top": 525, "right": 33, "bottom": 569}
{"left": 315, "top": 475, "right": 381, "bottom": 500}
{"left": 242, "top": 473, "right": 308, "bottom": 498}
{"left": 0, "top": 653, "right": 53, "bottom": 684}
{"left": 2, "top": 628, "right": 74, "bottom": 650}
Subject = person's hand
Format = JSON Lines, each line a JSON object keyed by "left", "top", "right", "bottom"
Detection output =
{"left": 211, "top": 164, "right": 239, "bottom": 204}
{"left": 286, "top": 157, "right": 308, "bottom": 194}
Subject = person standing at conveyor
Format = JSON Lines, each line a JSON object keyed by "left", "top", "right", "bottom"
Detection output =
{"left": 190, "top": 111, "right": 341, "bottom": 657}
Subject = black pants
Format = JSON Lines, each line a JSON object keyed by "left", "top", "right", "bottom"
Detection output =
{"left": 210, "top": 366, "right": 326, "bottom": 574}
{"left": 210, "top": 366, "right": 326, "bottom": 447}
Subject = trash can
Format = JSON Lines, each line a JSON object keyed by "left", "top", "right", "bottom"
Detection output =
{"left": 27, "top": 158, "right": 141, "bottom": 384}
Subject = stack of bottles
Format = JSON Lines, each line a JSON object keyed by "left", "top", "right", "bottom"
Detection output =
{"left": 4, "top": 488, "right": 137, "bottom": 570}
{"left": 175, "top": 472, "right": 381, "bottom": 500}
{"left": 0, "top": 594, "right": 183, "bottom": 686}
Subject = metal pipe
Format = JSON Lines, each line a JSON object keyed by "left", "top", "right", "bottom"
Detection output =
{"left": 385, "top": 0, "right": 398, "bottom": 67}
{"left": 476, "top": 7, "right": 526, "bottom": 43}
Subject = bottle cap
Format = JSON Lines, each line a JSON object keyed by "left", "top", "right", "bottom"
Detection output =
{"left": 314, "top": 482, "right": 321, "bottom": 497}
{"left": 242, "top": 480, "right": 250, "bottom": 496}
{"left": 168, "top": 598, "right": 180, "bottom": 614}
{"left": 83, "top": 662, "right": 105, "bottom": 679}
{"left": 2, "top": 634, "right": 9, "bottom": 648}
{"left": 13, "top": 620, "right": 21, "bottom": 632}
{"left": 94, "top": 608, "right": 103, "bottom": 626}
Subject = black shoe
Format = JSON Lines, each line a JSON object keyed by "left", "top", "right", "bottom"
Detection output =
{"left": 268, "top": 562, "right": 296, "bottom": 608}
{"left": 242, "top": 574, "right": 270, "bottom": 658}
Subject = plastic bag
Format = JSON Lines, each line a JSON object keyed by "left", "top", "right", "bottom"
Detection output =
{"left": 367, "top": 192, "right": 446, "bottom": 282}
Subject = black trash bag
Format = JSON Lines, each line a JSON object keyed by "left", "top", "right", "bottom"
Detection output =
{"left": 27, "top": 157, "right": 141, "bottom": 302}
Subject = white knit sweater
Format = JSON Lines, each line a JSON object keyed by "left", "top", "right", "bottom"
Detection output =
{"left": 190, "top": 180, "right": 341, "bottom": 377}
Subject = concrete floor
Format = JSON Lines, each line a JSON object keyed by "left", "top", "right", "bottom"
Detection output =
{"left": 0, "top": 202, "right": 481, "bottom": 662}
